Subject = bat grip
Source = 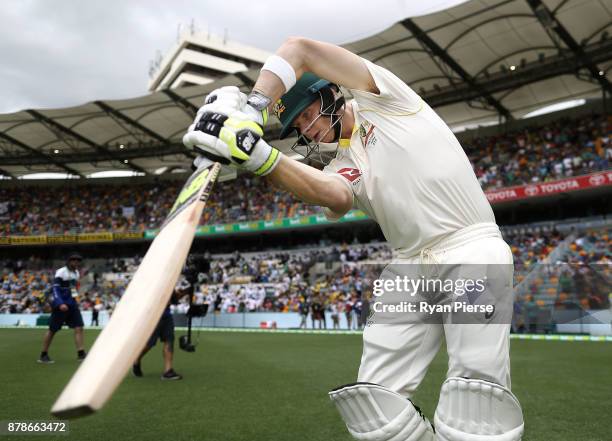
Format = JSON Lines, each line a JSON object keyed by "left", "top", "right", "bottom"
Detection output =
{"left": 192, "top": 156, "right": 214, "bottom": 170}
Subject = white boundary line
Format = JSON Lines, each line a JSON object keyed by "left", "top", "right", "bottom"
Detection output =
{"left": 1, "top": 325, "right": 610, "bottom": 341}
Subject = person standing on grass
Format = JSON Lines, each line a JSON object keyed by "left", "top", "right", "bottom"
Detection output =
{"left": 352, "top": 294, "right": 363, "bottom": 329}
{"left": 311, "top": 295, "right": 324, "bottom": 329}
{"left": 132, "top": 288, "right": 182, "bottom": 381}
{"left": 330, "top": 299, "right": 340, "bottom": 330}
{"left": 91, "top": 294, "right": 102, "bottom": 327}
{"left": 38, "top": 254, "right": 86, "bottom": 364}
{"left": 298, "top": 295, "right": 309, "bottom": 329}
{"left": 344, "top": 297, "right": 353, "bottom": 330}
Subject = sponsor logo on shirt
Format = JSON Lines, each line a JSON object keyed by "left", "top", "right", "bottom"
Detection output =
{"left": 359, "top": 120, "right": 377, "bottom": 149}
{"left": 337, "top": 167, "right": 362, "bottom": 183}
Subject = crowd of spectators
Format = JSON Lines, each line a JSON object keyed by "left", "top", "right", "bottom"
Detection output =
{"left": 166, "top": 244, "right": 389, "bottom": 325}
{"left": 1, "top": 228, "right": 609, "bottom": 319}
{"left": 512, "top": 228, "right": 611, "bottom": 332}
{"left": 554, "top": 229, "right": 611, "bottom": 310}
{"left": 0, "top": 175, "right": 316, "bottom": 236}
{"left": 564, "top": 229, "right": 611, "bottom": 265}
{"left": 0, "top": 264, "right": 51, "bottom": 314}
{"left": 467, "top": 113, "right": 610, "bottom": 188}
{"left": 1, "top": 114, "right": 609, "bottom": 236}
{"left": 0, "top": 242, "right": 388, "bottom": 320}
{"left": 503, "top": 228, "right": 565, "bottom": 268}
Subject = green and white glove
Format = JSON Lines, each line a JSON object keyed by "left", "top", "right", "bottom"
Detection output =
{"left": 192, "top": 86, "right": 268, "bottom": 132}
{"left": 183, "top": 110, "right": 281, "bottom": 176}
{"left": 205, "top": 88, "right": 270, "bottom": 128}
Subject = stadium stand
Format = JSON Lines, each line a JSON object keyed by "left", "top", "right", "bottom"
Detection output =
{"left": 467, "top": 113, "right": 610, "bottom": 188}
{"left": 505, "top": 228, "right": 564, "bottom": 268}
{"left": 2, "top": 224, "right": 609, "bottom": 325}
{"left": 1, "top": 112, "right": 610, "bottom": 236}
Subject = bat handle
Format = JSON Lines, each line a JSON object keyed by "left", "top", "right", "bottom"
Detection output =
{"left": 192, "top": 156, "right": 214, "bottom": 170}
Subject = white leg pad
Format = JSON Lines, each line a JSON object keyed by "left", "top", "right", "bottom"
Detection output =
{"left": 329, "top": 383, "right": 435, "bottom": 441}
{"left": 434, "top": 377, "right": 524, "bottom": 441}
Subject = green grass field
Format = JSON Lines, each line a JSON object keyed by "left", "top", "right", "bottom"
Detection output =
{"left": 1, "top": 328, "right": 610, "bottom": 441}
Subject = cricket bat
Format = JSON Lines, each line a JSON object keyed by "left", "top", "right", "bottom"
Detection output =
{"left": 51, "top": 160, "right": 221, "bottom": 418}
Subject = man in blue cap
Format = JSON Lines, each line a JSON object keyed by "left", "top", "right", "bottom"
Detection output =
{"left": 38, "top": 253, "right": 86, "bottom": 363}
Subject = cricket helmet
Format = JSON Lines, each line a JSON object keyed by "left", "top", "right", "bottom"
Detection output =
{"left": 273, "top": 72, "right": 345, "bottom": 165}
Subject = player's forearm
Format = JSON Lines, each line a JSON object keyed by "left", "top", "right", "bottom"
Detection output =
{"left": 252, "top": 37, "right": 376, "bottom": 104}
{"left": 266, "top": 155, "right": 352, "bottom": 214}
{"left": 51, "top": 285, "right": 63, "bottom": 308}
{"left": 252, "top": 70, "right": 286, "bottom": 107}
{"left": 250, "top": 38, "right": 305, "bottom": 102}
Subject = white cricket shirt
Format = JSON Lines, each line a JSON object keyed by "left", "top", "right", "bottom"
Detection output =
{"left": 55, "top": 266, "right": 80, "bottom": 297}
{"left": 323, "top": 59, "right": 495, "bottom": 255}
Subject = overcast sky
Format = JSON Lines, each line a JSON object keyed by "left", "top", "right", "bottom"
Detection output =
{"left": 0, "top": 0, "right": 467, "bottom": 114}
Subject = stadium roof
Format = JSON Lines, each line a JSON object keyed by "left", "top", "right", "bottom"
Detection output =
{"left": 346, "top": 0, "right": 612, "bottom": 130}
{"left": 1, "top": 0, "right": 610, "bottom": 179}
{"left": 0, "top": 72, "right": 280, "bottom": 179}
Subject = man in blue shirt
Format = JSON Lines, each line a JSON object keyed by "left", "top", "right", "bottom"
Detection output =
{"left": 38, "top": 254, "right": 86, "bottom": 364}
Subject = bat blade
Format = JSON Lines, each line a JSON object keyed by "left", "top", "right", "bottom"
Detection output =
{"left": 51, "top": 161, "right": 220, "bottom": 418}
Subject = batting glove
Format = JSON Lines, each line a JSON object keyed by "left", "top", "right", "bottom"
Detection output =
{"left": 190, "top": 85, "right": 268, "bottom": 132}
{"left": 183, "top": 111, "right": 281, "bottom": 176}
{"left": 189, "top": 86, "right": 246, "bottom": 131}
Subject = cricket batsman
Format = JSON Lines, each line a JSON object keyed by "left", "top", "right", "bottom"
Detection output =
{"left": 183, "top": 37, "right": 524, "bottom": 440}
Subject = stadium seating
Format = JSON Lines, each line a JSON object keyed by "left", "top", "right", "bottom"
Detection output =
{"left": 467, "top": 113, "right": 610, "bottom": 188}
{"left": 2, "top": 227, "right": 609, "bottom": 319}
{"left": 1, "top": 113, "right": 609, "bottom": 236}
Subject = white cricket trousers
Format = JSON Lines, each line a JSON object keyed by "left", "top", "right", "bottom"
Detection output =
{"left": 357, "top": 222, "right": 513, "bottom": 397}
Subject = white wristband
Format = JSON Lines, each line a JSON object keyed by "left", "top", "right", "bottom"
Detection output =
{"left": 261, "top": 55, "right": 296, "bottom": 93}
